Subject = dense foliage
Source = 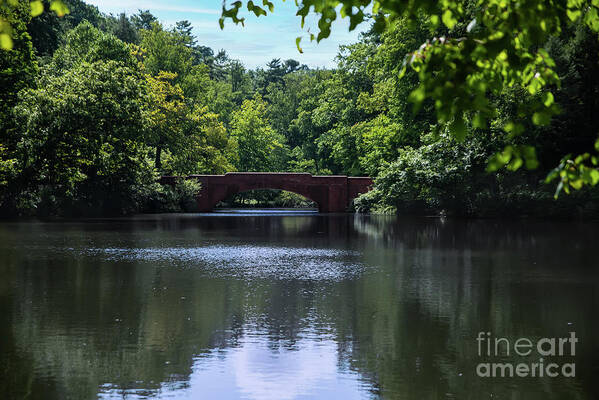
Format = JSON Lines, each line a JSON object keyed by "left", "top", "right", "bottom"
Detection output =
{"left": 222, "top": 0, "right": 599, "bottom": 195}
{"left": 1, "top": 0, "right": 598, "bottom": 217}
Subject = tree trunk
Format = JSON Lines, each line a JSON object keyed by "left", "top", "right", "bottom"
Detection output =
{"left": 155, "top": 146, "right": 162, "bottom": 171}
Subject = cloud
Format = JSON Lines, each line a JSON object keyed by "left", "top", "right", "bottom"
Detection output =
{"left": 182, "top": 335, "right": 367, "bottom": 399}
{"left": 86, "top": 0, "right": 220, "bottom": 15}
{"left": 88, "top": 0, "right": 367, "bottom": 69}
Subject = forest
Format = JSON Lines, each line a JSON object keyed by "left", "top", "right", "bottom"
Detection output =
{"left": 1, "top": 0, "right": 599, "bottom": 217}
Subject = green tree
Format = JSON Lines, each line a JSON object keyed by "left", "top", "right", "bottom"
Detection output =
{"left": 0, "top": 0, "right": 37, "bottom": 212}
{"left": 219, "top": 0, "right": 599, "bottom": 193}
{"left": 289, "top": 69, "right": 365, "bottom": 174}
{"left": 174, "top": 20, "right": 195, "bottom": 47}
{"left": 265, "top": 70, "right": 311, "bottom": 148}
{"left": 131, "top": 9, "right": 156, "bottom": 31}
{"left": 145, "top": 71, "right": 187, "bottom": 171}
{"left": 13, "top": 60, "right": 151, "bottom": 215}
{"left": 26, "top": 0, "right": 103, "bottom": 56}
{"left": 1, "top": 0, "right": 67, "bottom": 50}
{"left": 230, "top": 94, "right": 285, "bottom": 171}
{"left": 108, "top": 13, "right": 138, "bottom": 44}
{"left": 228, "top": 60, "right": 252, "bottom": 104}
{"left": 0, "top": 0, "right": 37, "bottom": 134}
{"left": 140, "top": 22, "right": 191, "bottom": 81}
{"left": 355, "top": 115, "right": 404, "bottom": 177}
{"left": 208, "top": 49, "right": 230, "bottom": 80}
{"left": 146, "top": 71, "right": 237, "bottom": 174}
{"left": 286, "top": 70, "right": 333, "bottom": 171}
{"left": 163, "top": 107, "right": 237, "bottom": 175}
{"left": 49, "top": 20, "right": 135, "bottom": 72}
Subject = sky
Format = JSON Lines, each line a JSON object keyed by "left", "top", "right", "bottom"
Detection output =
{"left": 86, "top": 0, "right": 368, "bottom": 69}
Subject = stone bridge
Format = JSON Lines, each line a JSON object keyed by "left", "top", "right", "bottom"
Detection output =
{"left": 160, "top": 172, "right": 373, "bottom": 212}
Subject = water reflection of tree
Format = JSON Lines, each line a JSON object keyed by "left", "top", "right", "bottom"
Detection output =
{"left": 1, "top": 217, "right": 598, "bottom": 399}
{"left": 350, "top": 216, "right": 599, "bottom": 398}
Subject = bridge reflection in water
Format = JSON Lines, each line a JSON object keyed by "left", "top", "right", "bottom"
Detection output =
{"left": 160, "top": 172, "right": 373, "bottom": 212}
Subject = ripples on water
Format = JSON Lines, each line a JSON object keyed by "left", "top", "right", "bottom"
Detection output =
{"left": 1, "top": 213, "right": 598, "bottom": 400}
{"left": 86, "top": 245, "right": 365, "bottom": 281}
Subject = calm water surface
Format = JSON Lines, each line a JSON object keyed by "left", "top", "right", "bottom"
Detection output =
{"left": 1, "top": 211, "right": 598, "bottom": 399}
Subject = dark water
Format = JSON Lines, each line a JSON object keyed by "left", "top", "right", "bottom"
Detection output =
{"left": 1, "top": 211, "right": 598, "bottom": 399}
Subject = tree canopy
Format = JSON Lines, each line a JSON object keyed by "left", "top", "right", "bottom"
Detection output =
{"left": 1, "top": 0, "right": 598, "bottom": 216}
{"left": 218, "top": 0, "right": 599, "bottom": 195}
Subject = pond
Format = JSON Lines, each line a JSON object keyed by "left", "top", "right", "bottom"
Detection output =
{"left": 0, "top": 211, "right": 598, "bottom": 399}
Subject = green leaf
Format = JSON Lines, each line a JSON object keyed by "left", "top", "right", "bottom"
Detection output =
{"left": 525, "top": 157, "right": 539, "bottom": 169}
{"left": 487, "top": 146, "right": 515, "bottom": 172}
{"left": 567, "top": 9, "right": 582, "bottom": 21}
{"left": 570, "top": 179, "right": 583, "bottom": 189}
{"left": 408, "top": 86, "right": 426, "bottom": 104}
{"left": 50, "top": 0, "right": 69, "bottom": 17}
{"left": 295, "top": 37, "right": 303, "bottom": 53}
{"left": 247, "top": 1, "right": 267, "bottom": 17}
{"left": 30, "top": 0, "right": 44, "bottom": 17}
{"left": 519, "top": 146, "right": 539, "bottom": 169}
{"left": 507, "top": 156, "right": 523, "bottom": 171}
{"left": 532, "top": 111, "right": 551, "bottom": 126}
{"left": 0, "top": 32, "right": 12, "bottom": 49}
{"left": 528, "top": 78, "right": 542, "bottom": 94}
{"left": 504, "top": 121, "right": 524, "bottom": 135}
{"left": 372, "top": 2, "right": 380, "bottom": 14}
{"left": 262, "top": 0, "right": 274, "bottom": 12}
{"left": 520, "top": 145, "right": 535, "bottom": 159}
{"left": 487, "top": 154, "right": 505, "bottom": 172}
{"left": 501, "top": 146, "right": 514, "bottom": 162}
{"left": 398, "top": 67, "right": 407, "bottom": 81}
{"left": 450, "top": 117, "right": 467, "bottom": 142}
{"left": 472, "top": 113, "right": 486, "bottom": 129}
{"left": 442, "top": 10, "right": 457, "bottom": 29}
{"left": 542, "top": 92, "right": 554, "bottom": 107}
{"left": 0, "top": 33, "right": 13, "bottom": 50}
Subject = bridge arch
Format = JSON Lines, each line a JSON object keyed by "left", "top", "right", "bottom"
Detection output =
{"left": 215, "top": 187, "right": 319, "bottom": 209}
{"left": 160, "top": 172, "right": 373, "bottom": 213}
